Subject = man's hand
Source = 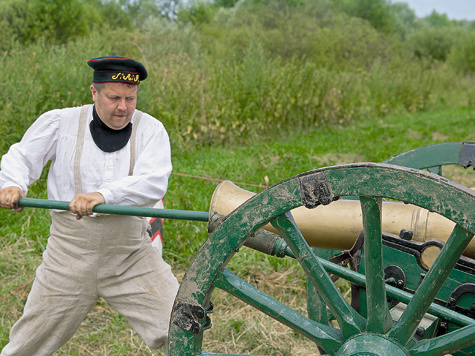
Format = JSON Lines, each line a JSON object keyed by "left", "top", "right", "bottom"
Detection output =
{"left": 69, "top": 192, "right": 105, "bottom": 220}
{"left": 0, "top": 186, "right": 25, "bottom": 214}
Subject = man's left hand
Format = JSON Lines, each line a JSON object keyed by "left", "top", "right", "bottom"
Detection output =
{"left": 69, "top": 192, "right": 105, "bottom": 220}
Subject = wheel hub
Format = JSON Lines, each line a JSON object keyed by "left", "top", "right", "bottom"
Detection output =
{"left": 335, "top": 333, "right": 411, "bottom": 356}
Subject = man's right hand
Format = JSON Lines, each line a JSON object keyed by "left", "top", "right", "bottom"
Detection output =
{"left": 0, "top": 186, "right": 25, "bottom": 214}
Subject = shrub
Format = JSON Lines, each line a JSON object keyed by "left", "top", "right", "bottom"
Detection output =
{"left": 22, "top": 0, "right": 90, "bottom": 45}
{"left": 448, "top": 31, "right": 475, "bottom": 74}
{"left": 331, "top": 0, "right": 398, "bottom": 34}
{"left": 407, "top": 27, "right": 465, "bottom": 62}
{"left": 0, "top": 0, "right": 29, "bottom": 51}
{"left": 0, "top": 0, "right": 133, "bottom": 52}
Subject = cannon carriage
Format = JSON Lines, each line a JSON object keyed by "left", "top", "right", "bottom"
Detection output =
{"left": 14, "top": 142, "right": 475, "bottom": 355}
{"left": 168, "top": 142, "right": 475, "bottom": 356}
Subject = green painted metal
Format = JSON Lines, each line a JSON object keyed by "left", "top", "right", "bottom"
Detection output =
{"left": 283, "top": 237, "right": 475, "bottom": 332}
{"left": 335, "top": 333, "right": 411, "bottom": 356}
{"left": 360, "top": 196, "right": 392, "bottom": 334}
{"left": 411, "top": 324, "right": 475, "bottom": 356}
{"left": 388, "top": 225, "right": 474, "bottom": 346}
{"left": 168, "top": 163, "right": 475, "bottom": 356}
{"left": 383, "top": 142, "right": 470, "bottom": 170}
{"left": 361, "top": 235, "right": 475, "bottom": 355}
{"left": 213, "top": 268, "right": 344, "bottom": 353}
{"left": 18, "top": 197, "right": 209, "bottom": 221}
{"left": 317, "top": 255, "right": 475, "bottom": 327}
{"left": 271, "top": 212, "right": 366, "bottom": 338}
{"left": 307, "top": 248, "right": 334, "bottom": 327}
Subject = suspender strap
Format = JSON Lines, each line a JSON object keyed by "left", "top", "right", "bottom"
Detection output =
{"left": 129, "top": 110, "right": 143, "bottom": 176}
{"left": 74, "top": 105, "right": 91, "bottom": 195}
{"left": 74, "top": 106, "right": 142, "bottom": 194}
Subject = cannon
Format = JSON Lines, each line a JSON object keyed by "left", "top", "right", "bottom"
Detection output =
{"left": 13, "top": 142, "right": 475, "bottom": 355}
{"left": 168, "top": 142, "right": 475, "bottom": 356}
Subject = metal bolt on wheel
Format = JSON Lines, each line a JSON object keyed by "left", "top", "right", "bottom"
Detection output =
{"left": 168, "top": 163, "right": 475, "bottom": 356}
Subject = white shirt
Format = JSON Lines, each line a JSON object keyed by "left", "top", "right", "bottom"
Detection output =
{"left": 0, "top": 105, "right": 172, "bottom": 208}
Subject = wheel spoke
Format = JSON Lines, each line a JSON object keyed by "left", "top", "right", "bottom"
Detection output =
{"left": 213, "top": 268, "right": 344, "bottom": 354}
{"left": 410, "top": 324, "right": 475, "bottom": 356}
{"left": 307, "top": 249, "right": 335, "bottom": 326}
{"left": 389, "top": 224, "right": 474, "bottom": 345}
{"left": 318, "top": 255, "right": 475, "bottom": 327}
{"left": 271, "top": 211, "right": 366, "bottom": 338}
{"left": 360, "top": 196, "right": 392, "bottom": 333}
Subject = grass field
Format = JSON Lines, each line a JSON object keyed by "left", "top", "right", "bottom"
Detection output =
{"left": 1, "top": 106, "right": 475, "bottom": 355}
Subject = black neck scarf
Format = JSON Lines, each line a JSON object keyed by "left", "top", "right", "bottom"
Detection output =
{"left": 89, "top": 105, "right": 132, "bottom": 152}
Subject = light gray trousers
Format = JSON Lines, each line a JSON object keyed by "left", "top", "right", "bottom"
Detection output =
{"left": 1, "top": 211, "right": 179, "bottom": 356}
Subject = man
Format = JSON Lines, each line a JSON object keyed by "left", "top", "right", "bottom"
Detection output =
{"left": 0, "top": 56, "right": 179, "bottom": 355}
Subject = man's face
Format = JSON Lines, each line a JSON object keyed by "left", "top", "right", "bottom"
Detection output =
{"left": 90, "top": 82, "right": 138, "bottom": 130}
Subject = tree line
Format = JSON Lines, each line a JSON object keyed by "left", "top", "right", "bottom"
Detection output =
{"left": 1, "top": 0, "right": 474, "bottom": 73}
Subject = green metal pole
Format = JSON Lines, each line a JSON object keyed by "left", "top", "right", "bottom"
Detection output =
{"left": 18, "top": 198, "right": 209, "bottom": 222}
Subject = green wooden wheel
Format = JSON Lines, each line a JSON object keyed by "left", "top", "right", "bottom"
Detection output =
{"left": 383, "top": 141, "right": 475, "bottom": 174}
{"left": 168, "top": 163, "right": 475, "bottom": 356}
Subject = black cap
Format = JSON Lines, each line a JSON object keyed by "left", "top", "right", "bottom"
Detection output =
{"left": 87, "top": 56, "right": 148, "bottom": 84}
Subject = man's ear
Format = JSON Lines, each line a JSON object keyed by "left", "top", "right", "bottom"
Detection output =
{"left": 90, "top": 84, "right": 98, "bottom": 102}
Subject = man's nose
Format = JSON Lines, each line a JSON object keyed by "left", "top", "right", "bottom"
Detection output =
{"left": 118, "top": 98, "right": 127, "bottom": 111}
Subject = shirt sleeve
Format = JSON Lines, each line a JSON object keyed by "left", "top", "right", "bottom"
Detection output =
{"left": 0, "top": 110, "right": 60, "bottom": 194}
{"left": 97, "top": 117, "right": 172, "bottom": 207}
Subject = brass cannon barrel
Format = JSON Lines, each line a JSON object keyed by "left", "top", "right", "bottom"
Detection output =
{"left": 209, "top": 180, "right": 475, "bottom": 259}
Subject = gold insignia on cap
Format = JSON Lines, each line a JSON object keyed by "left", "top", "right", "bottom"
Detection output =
{"left": 111, "top": 73, "right": 140, "bottom": 82}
